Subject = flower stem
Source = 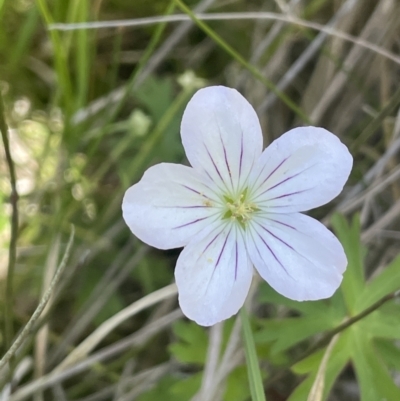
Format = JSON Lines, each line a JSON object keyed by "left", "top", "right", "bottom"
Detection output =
{"left": 240, "top": 307, "right": 267, "bottom": 401}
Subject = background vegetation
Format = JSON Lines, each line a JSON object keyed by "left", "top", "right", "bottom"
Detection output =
{"left": 1, "top": 0, "right": 400, "bottom": 400}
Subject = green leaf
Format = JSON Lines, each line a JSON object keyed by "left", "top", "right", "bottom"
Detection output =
{"left": 134, "top": 76, "right": 184, "bottom": 162}
{"left": 240, "top": 308, "right": 267, "bottom": 401}
{"left": 350, "top": 326, "right": 400, "bottom": 401}
{"left": 374, "top": 339, "right": 400, "bottom": 371}
{"left": 331, "top": 214, "right": 365, "bottom": 313}
{"left": 360, "top": 305, "right": 400, "bottom": 340}
{"left": 258, "top": 282, "right": 333, "bottom": 316}
{"left": 292, "top": 349, "right": 325, "bottom": 375}
{"left": 224, "top": 366, "right": 252, "bottom": 401}
{"left": 289, "top": 332, "right": 351, "bottom": 401}
{"left": 287, "top": 375, "right": 316, "bottom": 401}
{"left": 137, "top": 376, "right": 180, "bottom": 401}
{"left": 137, "top": 372, "right": 203, "bottom": 401}
{"left": 255, "top": 316, "right": 334, "bottom": 354}
{"left": 134, "top": 76, "right": 174, "bottom": 121}
{"left": 356, "top": 254, "right": 400, "bottom": 311}
{"left": 171, "top": 372, "right": 203, "bottom": 400}
{"left": 168, "top": 321, "right": 208, "bottom": 365}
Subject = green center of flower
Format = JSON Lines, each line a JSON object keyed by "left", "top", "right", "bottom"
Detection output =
{"left": 223, "top": 189, "right": 259, "bottom": 228}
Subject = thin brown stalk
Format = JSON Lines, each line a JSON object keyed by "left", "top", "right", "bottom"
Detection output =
{"left": 48, "top": 12, "right": 400, "bottom": 66}
{"left": 0, "top": 227, "right": 75, "bottom": 374}
{"left": 0, "top": 92, "right": 19, "bottom": 351}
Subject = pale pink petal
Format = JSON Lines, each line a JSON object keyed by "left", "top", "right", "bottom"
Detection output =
{"left": 181, "top": 86, "right": 263, "bottom": 194}
{"left": 249, "top": 127, "right": 352, "bottom": 212}
{"left": 122, "top": 163, "right": 222, "bottom": 250}
{"left": 246, "top": 213, "right": 346, "bottom": 301}
{"left": 175, "top": 224, "right": 253, "bottom": 326}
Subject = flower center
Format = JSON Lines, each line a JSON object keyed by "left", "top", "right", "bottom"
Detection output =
{"left": 223, "top": 189, "right": 259, "bottom": 228}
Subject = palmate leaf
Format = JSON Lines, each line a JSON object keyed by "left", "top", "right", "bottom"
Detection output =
{"left": 350, "top": 325, "right": 400, "bottom": 401}
{"left": 288, "top": 331, "right": 352, "bottom": 401}
{"left": 374, "top": 339, "right": 400, "bottom": 371}
{"left": 330, "top": 214, "right": 365, "bottom": 313}
{"left": 356, "top": 254, "right": 400, "bottom": 312}
{"left": 360, "top": 304, "right": 400, "bottom": 340}
{"left": 257, "top": 283, "right": 346, "bottom": 356}
{"left": 289, "top": 324, "right": 400, "bottom": 401}
{"left": 258, "top": 281, "right": 343, "bottom": 317}
{"left": 255, "top": 315, "right": 335, "bottom": 355}
{"left": 257, "top": 214, "right": 400, "bottom": 400}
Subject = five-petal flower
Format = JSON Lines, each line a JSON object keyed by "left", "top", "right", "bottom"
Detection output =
{"left": 122, "top": 86, "right": 353, "bottom": 326}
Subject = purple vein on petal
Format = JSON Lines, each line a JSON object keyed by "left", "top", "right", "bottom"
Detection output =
{"left": 257, "top": 222, "right": 295, "bottom": 250}
{"left": 214, "top": 112, "right": 234, "bottom": 186}
{"left": 173, "top": 216, "right": 209, "bottom": 229}
{"left": 201, "top": 227, "right": 230, "bottom": 298}
{"left": 179, "top": 183, "right": 220, "bottom": 203}
{"left": 203, "top": 169, "right": 221, "bottom": 189}
{"left": 258, "top": 171, "right": 302, "bottom": 197}
{"left": 257, "top": 220, "right": 313, "bottom": 263}
{"left": 256, "top": 231, "right": 291, "bottom": 277}
{"left": 256, "top": 163, "right": 318, "bottom": 200}
{"left": 263, "top": 217, "right": 297, "bottom": 231}
{"left": 204, "top": 143, "right": 225, "bottom": 183}
{"left": 249, "top": 156, "right": 289, "bottom": 195}
{"left": 216, "top": 229, "right": 230, "bottom": 268}
{"left": 261, "top": 157, "right": 289, "bottom": 184}
{"left": 261, "top": 188, "right": 311, "bottom": 202}
{"left": 203, "top": 229, "right": 223, "bottom": 254}
{"left": 220, "top": 134, "right": 233, "bottom": 187}
{"left": 180, "top": 184, "right": 208, "bottom": 197}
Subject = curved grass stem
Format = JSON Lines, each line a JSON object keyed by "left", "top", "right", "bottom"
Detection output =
{"left": 0, "top": 226, "right": 75, "bottom": 375}
{"left": 0, "top": 92, "right": 19, "bottom": 351}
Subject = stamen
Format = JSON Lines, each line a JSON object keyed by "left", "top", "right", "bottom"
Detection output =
{"left": 222, "top": 189, "right": 259, "bottom": 228}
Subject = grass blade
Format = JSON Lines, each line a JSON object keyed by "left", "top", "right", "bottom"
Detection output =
{"left": 240, "top": 307, "right": 267, "bottom": 401}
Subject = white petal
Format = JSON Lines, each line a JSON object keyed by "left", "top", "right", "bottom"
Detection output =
{"left": 246, "top": 213, "right": 346, "bottom": 301}
{"left": 175, "top": 224, "right": 253, "bottom": 326}
{"left": 122, "top": 163, "right": 222, "bottom": 250}
{"left": 181, "top": 86, "right": 263, "bottom": 194}
{"left": 249, "top": 127, "right": 352, "bottom": 212}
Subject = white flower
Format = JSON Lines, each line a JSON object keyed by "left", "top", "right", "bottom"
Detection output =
{"left": 122, "top": 86, "right": 353, "bottom": 326}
